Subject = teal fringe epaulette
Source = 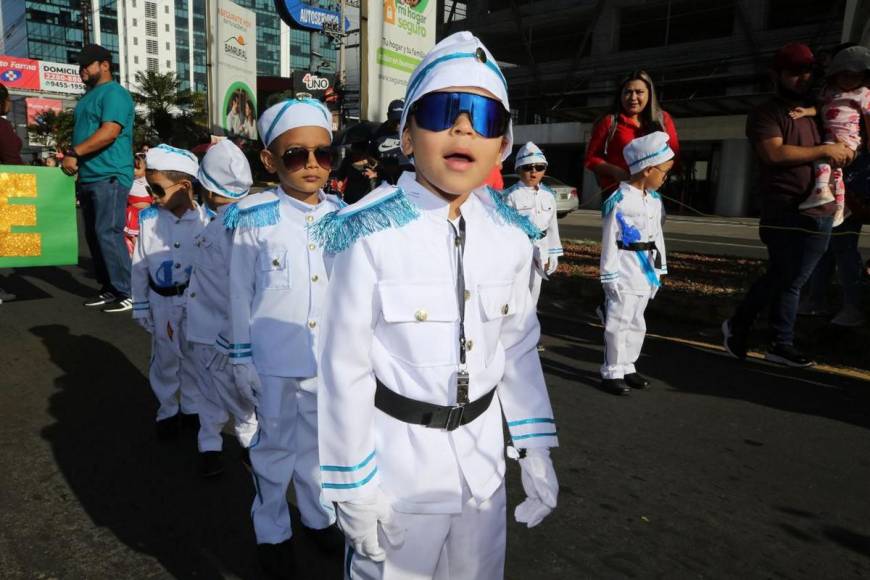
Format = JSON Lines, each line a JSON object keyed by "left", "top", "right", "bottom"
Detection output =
{"left": 649, "top": 190, "right": 661, "bottom": 200}
{"left": 601, "top": 190, "right": 623, "bottom": 217}
{"left": 223, "top": 200, "right": 280, "bottom": 230}
{"left": 310, "top": 188, "right": 420, "bottom": 254}
{"left": 487, "top": 187, "right": 542, "bottom": 240}
{"left": 138, "top": 205, "right": 159, "bottom": 221}
{"left": 206, "top": 207, "right": 217, "bottom": 219}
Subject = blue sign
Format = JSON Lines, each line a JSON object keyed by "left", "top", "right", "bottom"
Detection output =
{"left": 274, "top": 0, "right": 351, "bottom": 32}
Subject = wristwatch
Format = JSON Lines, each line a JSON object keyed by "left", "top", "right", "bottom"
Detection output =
{"left": 64, "top": 148, "right": 79, "bottom": 159}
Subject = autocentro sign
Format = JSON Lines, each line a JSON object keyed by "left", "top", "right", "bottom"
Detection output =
{"left": 274, "top": 0, "right": 350, "bottom": 32}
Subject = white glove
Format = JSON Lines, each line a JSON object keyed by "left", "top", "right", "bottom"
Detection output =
{"left": 336, "top": 493, "right": 405, "bottom": 562}
{"left": 650, "top": 284, "right": 660, "bottom": 300}
{"left": 232, "top": 363, "right": 261, "bottom": 408}
{"left": 602, "top": 281, "right": 621, "bottom": 303}
{"left": 546, "top": 256, "right": 559, "bottom": 275}
{"left": 515, "top": 448, "right": 558, "bottom": 528}
{"left": 136, "top": 313, "right": 154, "bottom": 334}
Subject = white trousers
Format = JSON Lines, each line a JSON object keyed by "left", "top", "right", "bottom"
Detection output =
{"left": 345, "top": 483, "right": 506, "bottom": 580}
{"left": 149, "top": 305, "right": 202, "bottom": 421}
{"left": 190, "top": 343, "right": 258, "bottom": 452}
{"left": 601, "top": 293, "right": 650, "bottom": 379}
{"left": 250, "top": 375, "right": 335, "bottom": 544}
{"left": 529, "top": 266, "right": 544, "bottom": 309}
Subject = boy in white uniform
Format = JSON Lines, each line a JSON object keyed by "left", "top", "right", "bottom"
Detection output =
{"left": 599, "top": 132, "right": 672, "bottom": 396}
{"left": 131, "top": 144, "right": 208, "bottom": 439}
{"left": 228, "top": 97, "right": 343, "bottom": 578}
{"left": 313, "top": 32, "right": 559, "bottom": 580}
{"left": 503, "top": 141, "right": 564, "bottom": 307}
{"left": 186, "top": 139, "right": 259, "bottom": 478}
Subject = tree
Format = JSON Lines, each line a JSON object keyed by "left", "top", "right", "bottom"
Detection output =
{"left": 27, "top": 109, "right": 75, "bottom": 151}
{"left": 131, "top": 70, "right": 195, "bottom": 142}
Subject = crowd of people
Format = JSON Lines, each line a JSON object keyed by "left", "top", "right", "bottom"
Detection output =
{"left": 0, "top": 31, "right": 868, "bottom": 579}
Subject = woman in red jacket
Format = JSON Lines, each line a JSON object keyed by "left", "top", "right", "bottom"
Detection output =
{"left": 584, "top": 70, "right": 680, "bottom": 196}
{"left": 0, "top": 84, "right": 23, "bottom": 165}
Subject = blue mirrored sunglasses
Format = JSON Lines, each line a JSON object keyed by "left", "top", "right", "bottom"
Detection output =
{"left": 410, "top": 92, "right": 510, "bottom": 139}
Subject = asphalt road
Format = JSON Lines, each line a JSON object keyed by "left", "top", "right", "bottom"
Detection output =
{"left": 559, "top": 210, "right": 870, "bottom": 259}
{"left": 1, "top": 249, "right": 869, "bottom": 579}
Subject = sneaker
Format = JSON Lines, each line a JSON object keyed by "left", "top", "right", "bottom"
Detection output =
{"left": 830, "top": 306, "right": 866, "bottom": 328}
{"left": 0, "top": 288, "right": 15, "bottom": 303}
{"left": 155, "top": 414, "right": 181, "bottom": 441}
{"left": 721, "top": 319, "right": 748, "bottom": 360}
{"left": 798, "top": 186, "right": 835, "bottom": 210}
{"left": 198, "top": 451, "right": 224, "bottom": 478}
{"left": 765, "top": 344, "right": 814, "bottom": 368}
{"left": 83, "top": 291, "right": 115, "bottom": 307}
{"left": 303, "top": 523, "right": 345, "bottom": 556}
{"left": 832, "top": 204, "right": 845, "bottom": 228}
{"left": 257, "top": 539, "right": 296, "bottom": 580}
{"left": 101, "top": 297, "right": 132, "bottom": 313}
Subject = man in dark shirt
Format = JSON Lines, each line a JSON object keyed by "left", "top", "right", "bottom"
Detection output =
{"left": 723, "top": 43, "right": 854, "bottom": 367}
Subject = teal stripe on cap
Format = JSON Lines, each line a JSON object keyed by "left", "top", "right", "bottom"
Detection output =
{"left": 264, "top": 98, "right": 331, "bottom": 146}
{"left": 405, "top": 51, "right": 509, "bottom": 104}
{"left": 200, "top": 166, "right": 246, "bottom": 199}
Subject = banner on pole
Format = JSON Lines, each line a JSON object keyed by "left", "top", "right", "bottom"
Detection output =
{"left": 0, "top": 166, "right": 78, "bottom": 268}
{"left": 212, "top": 0, "right": 259, "bottom": 140}
{"left": 364, "top": 0, "right": 436, "bottom": 122}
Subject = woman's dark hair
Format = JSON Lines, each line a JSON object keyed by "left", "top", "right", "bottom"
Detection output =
{"left": 610, "top": 70, "right": 664, "bottom": 131}
{"left": 0, "top": 83, "right": 8, "bottom": 105}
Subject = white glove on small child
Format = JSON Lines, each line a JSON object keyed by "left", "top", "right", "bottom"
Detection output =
{"left": 650, "top": 284, "right": 660, "bottom": 300}
{"left": 602, "top": 281, "right": 621, "bottom": 303}
{"left": 515, "top": 448, "right": 559, "bottom": 528}
{"left": 232, "top": 363, "right": 261, "bottom": 408}
{"left": 546, "top": 256, "right": 559, "bottom": 276}
{"left": 336, "top": 493, "right": 405, "bottom": 562}
{"left": 136, "top": 313, "right": 154, "bottom": 334}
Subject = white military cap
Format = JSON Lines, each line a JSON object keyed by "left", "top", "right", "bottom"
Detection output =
{"left": 146, "top": 144, "right": 199, "bottom": 177}
{"left": 623, "top": 131, "right": 674, "bottom": 175}
{"left": 257, "top": 97, "right": 333, "bottom": 149}
{"left": 197, "top": 139, "right": 252, "bottom": 200}
{"left": 514, "top": 141, "right": 547, "bottom": 169}
{"left": 399, "top": 31, "right": 513, "bottom": 161}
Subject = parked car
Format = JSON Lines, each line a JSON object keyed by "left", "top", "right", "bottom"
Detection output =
{"left": 502, "top": 174, "right": 579, "bottom": 218}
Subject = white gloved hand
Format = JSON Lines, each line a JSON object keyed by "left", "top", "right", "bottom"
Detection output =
{"left": 515, "top": 448, "right": 558, "bottom": 528}
{"left": 136, "top": 313, "right": 154, "bottom": 334}
{"left": 650, "top": 284, "right": 660, "bottom": 300}
{"left": 546, "top": 256, "right": 559, "bottom": 275}
{"left": 336, "top": 493, "right": 405, "bottom": 562}
{"left": 602, "top": 281, "right": 621, "bottom": 303}
{"left": 232, "top": 363, "right": 261, "bottom": 408}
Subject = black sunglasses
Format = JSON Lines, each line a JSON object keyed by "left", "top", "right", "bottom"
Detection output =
{"left": 520, "top": 164, "right": 547, "bottom": 173}
{"left": 145, "top": 182, "right": 183, "bottom": 198}
{"left": 281, "top": 146, "right": 335, "bottom": 172}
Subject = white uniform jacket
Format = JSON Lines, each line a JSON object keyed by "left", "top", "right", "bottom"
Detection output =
{"left": 503, "top": 182, "right": 563, "bottom": 264}
{"left": 599, "top": 182, "right": 667, "bottom": 295}
{"left": 132, "top": 203, "right": 212, "bottom": 319}
{"left": 186, "top": 204, "right": 234, "bottom": 347}
{"left": 227, "top": 188, "right": 344, "bottom": 379}
{"left": 314, "top": 172, "right": 559, "bottom": 514}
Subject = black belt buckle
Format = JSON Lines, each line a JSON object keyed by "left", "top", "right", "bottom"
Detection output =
{"left": 445, "top": 404, "right": 465, "bottom": 431}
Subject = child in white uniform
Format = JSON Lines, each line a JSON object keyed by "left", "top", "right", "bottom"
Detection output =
{"left": 131, "top": 144, "right": 208, "bottom": 438}
{"left": 185, "top": 139, "right": 259, "bottom": 478}
{"left": 314, "top": 32, "right": 559, "bottom": 580}
{"left": 228, "top": 97, "right": 343, "bottom": 578}
{"left": 503, "top": 141, "right": 564, "bottom": 307}
{"left": 599, "top": 132, "right": 672, "bottom": 396}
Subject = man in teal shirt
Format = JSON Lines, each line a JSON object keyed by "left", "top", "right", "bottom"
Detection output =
{"left": 62, "top": 44, "right": 135, "bottom": 312}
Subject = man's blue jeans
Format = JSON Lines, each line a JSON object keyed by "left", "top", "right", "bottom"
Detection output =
{"left": 79, "top": 178, "right": 131, "bottom": 298}
{"left": 805, "top": 216, "right": 864, "bottom": 312}
{"left": 731, "top": 212, "right": 833, "bottom": 346}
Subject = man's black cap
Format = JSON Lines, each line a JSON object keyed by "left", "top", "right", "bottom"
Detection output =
{"left": 387, "top": 99, "right": 404, "bottom": 122}
{"left": 77, "top": 44, "right": 112, "bottom": 67}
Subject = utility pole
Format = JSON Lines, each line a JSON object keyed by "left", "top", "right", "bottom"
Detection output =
{"left": 338, "top": 0, "right": 346, "bottom": 127}
{"left": 81, "top": 0, "right": 92, "bottom": 45}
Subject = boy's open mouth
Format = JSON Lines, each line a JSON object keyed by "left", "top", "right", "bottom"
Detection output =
{"left": 443, "top": 149, "right": 476, "bottom": 168}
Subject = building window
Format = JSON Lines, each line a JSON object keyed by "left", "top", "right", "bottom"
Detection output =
{"left": 619, "top": 0, "right": 736, "bottom": 51}
{"left": 146, "top": 39, "right": 158, "bottom": 54}
{"left": 165, "top": 23, "right": 170, "bottom": 32}
{"left": 134, "top": 55, "right": 139, "bottom": 64}
{"left": 166, "top": 60, "right": 171, "bottom": 68}
{"left": 166, "top": 42, "right": 170, "bottom": 50}
{"left": 145, "top": 2, "right": 157, "bottom": 19}
{"left": 165, "top": 5, "right": 169, "bottom": 13}
{"left": 133, "top": 37, "right": 138, "bottom": 46}
{"left": 147, "top": 57, "right": 158, "bottom": 72}
{"left": 132, "top": 18, "right": 137, "bottom": 26}
{"left": 146, "top": 20, "right": 157, "bottom": 36}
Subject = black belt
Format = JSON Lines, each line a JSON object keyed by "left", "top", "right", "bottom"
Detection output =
{"left": 375, "top": 379, "right": 496, "bottom": 432}
{"left": 617, "top": 240, "right": 662, "bottom": 269}
{"left": 148, "top": 276, "right": 188, "bottom": 297}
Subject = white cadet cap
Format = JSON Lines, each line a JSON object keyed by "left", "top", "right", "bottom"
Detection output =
{"left": 399, "top": 31, "right": 513, "bottom": 161}
{"left": 146, "top": 144, "right": 199, "bottom": 177}
{"left": 197, "top": 139, "right": 252, "bottom": 200}
{"left": 828, "top": 45, "right": 870, "bottom": 76}
{"left": 257, "top": 97, "right": 333, "bottom": 149}
{"left": 623, "top": 131, "right": 674, "bottom": 175}
{"left": 515, "top": 141, "right": 547, "bottom": 169}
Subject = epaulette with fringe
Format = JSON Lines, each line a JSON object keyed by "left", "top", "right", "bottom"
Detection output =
{"left": 223, "top": 199, "right": 280, "bottom": 230}
{"left": 601, "top": 190, "right": 623, "bottom": 217}
{"left": 310, "top": 187, "right": 420, "bottom": 254}
{"left": 486, "top": 186, "right": 542, "bottom": 240}
{"left": 138, "top": 205, "right": 159, "bottom": 221}
{"left": 649, "top": 190, "right": 661, "bottom": 200}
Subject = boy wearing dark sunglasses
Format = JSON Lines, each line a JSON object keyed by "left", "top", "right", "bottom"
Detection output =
{"left": 131, "top": 144, "right": 210, "bottom": 440}
{"left": 226, "top": 97, "right": 344, "bottom": 576}
{"left": 313, "top": 32, "right": 559, "bottom": 579}
{"left": 503, "top": 142, "right": 564, "bottom": 314}
{"left": 599, "top": 132, "right": 672, "bottom": 396}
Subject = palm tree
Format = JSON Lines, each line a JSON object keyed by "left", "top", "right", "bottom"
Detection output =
{"left": 131, "top": 70, "right": 195, "bottom": 141}
{"left": 27, "top": 109, "right": 75, "bottom": 151}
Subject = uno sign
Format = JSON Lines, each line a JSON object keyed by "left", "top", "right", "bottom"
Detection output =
{"left": 302, "top": 73, "right": 330, "bottom": 91}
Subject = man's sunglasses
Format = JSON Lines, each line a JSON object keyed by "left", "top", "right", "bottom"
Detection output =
{"left": 281, "top": 146, "right": 335, "bottom": 172}
{"left": 145, "top": 182, "right": 184, "bottom": 198}
{"left": 411, "top": 92, "right": 510, "bottom": 139}
{"left": 520, "top": 164, "right": 547, "bottom": 173}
